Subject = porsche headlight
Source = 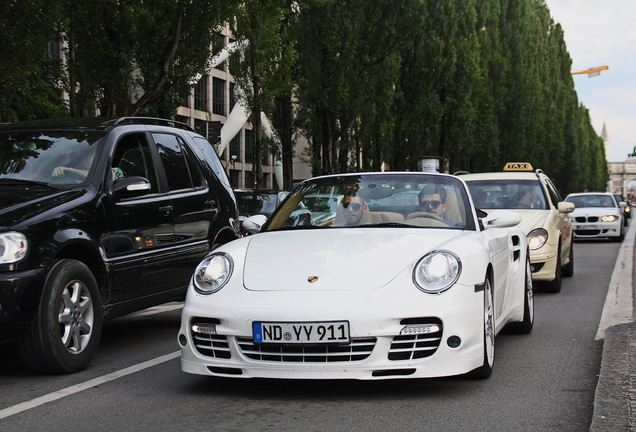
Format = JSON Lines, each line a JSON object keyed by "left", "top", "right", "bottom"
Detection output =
{"left": 527, "top": 228, "right": 548, "bottom": 250}
{"left": 413, "top": 251, "right": 461, "bottom": 294}
{"left": 193, "top": 253, "right": 233, "bottom": 294}
{"left": 0, "top": 232, "right": 28, "bottom": 264}
{"left": 601, "top": 215, "right": 618, "bottom": 222}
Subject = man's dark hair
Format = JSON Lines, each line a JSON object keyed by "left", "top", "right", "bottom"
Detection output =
{"left": 418, "top": 184, "right": 447, "bottom": 203}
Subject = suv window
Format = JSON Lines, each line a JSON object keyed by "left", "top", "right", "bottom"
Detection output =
{"left": 153, "top": 133, "right": 202, "bottom": 191}
{"left": 112, "top": 133, "right": 159, "bottom": 193}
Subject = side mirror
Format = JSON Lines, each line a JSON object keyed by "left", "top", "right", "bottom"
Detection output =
{"left": 557, "top": 202, "right": 575, "bottom": 213}
{"left": 113, "top": 176, "right": 151, "bottom": 200}
{"left": 482, "top": 210, "right": 521, "bottom": 229}
{"left": 242, "top": 214, "right": 268, "bottom": 234}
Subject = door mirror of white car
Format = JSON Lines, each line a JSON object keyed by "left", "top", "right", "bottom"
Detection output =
{"left": 242, "top": 214, "right": 268, "bottom": 234}
{"left": 557, "top": 202, "right": 575, "bottom": 213}
{"left": 482, "top": 210, "right": 521, "bottom": 229}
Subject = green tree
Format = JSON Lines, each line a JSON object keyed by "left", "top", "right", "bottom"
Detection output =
{"left": 0, "top": 0, "right": 67, "bottom": 121}
{"left": 61, "top": 0, "right": 238, "bottom": 117}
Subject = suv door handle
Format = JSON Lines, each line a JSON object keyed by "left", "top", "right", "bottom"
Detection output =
{"left": 159, "top": 205, "right": 173, "bottom": 215}
{"left": 205, "top": 199, "right": 217, "bottom": 207}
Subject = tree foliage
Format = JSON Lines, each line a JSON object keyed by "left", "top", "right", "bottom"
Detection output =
{"left": 1, "top": 0, "right": 608, "bottom": 193}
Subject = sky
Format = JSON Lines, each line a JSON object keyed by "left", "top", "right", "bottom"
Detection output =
{"left": 545, "top": 0, "right": 636, "bottom": 161}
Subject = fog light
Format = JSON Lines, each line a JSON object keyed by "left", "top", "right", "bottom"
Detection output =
{"left": 192, "top": 323, "right": 217, "bottom": 335}
{"left": 447, "top": 335, "right": 461, "bottom": 348}
{"left": 400, "top": 324, "right": 441, "bottom": 335}
{"left": 178, "top": 334, "right": 187, "bottom": 346}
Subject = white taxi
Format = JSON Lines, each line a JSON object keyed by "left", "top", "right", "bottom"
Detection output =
{"left": 460, "top": 163, "right": 575, "bottom": 293}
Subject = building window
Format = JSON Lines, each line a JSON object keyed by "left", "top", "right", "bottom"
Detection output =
{"left": 245, "top": 171, "right": 255, "bottom": 188}
{"left": 229, "top": 169, "right": 240, "bottom": 188}
{"left": 194, "top": 76, "right": 208, "bottom": 111}
{"left": 230, "top": 133, "right": 241, "bottom": 162}
{"left": 245, "top": 129, "right": 254, "bottom": 164}
{"left": 230, "top": 82, "right": 236, "bottom": 109}
{"left": 212, "top": 77, "right": 225, "bottom": 115}
{"left": 262, "top": 139, "right": 270, "bottom": 166}
{"left": 214, "top": 33, "right": 226, "bottom": 72}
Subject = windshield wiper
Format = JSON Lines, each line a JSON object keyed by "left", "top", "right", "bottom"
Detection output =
{"left": 0, "top": 178, "right": 57, "bottom": 188}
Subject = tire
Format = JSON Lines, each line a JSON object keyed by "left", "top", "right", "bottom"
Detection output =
{"left": 613, "top": 226, "right": 624, "bottom": 242}
{"left": 467, "top": 277, "right": 495, "bottom": 379}
{"left": 541, "top": 247, "right": 562, "bottom": 293}
{"left": 18, "top": 260, "right": 102, "bottom": 373}
{"left": 507, "top": 257, "right": 534, "bottom": 334}
{"left": 561, "top": 241, "right": 574, "bottom": 278}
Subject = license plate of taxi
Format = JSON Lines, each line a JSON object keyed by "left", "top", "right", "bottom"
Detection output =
{"left": 252, "top": 321, "right": 350, "bottom": 344}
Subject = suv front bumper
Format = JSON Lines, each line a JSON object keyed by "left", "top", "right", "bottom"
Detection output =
{"left": 0, "top": 267, "right": 47, "bottom": 343}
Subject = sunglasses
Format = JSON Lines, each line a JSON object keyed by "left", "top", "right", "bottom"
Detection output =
{"left": 342, "top": 202, "right": 363, "bottom": 211}
{"left": 420, "top": 200, "right": 443, "bottom": 209}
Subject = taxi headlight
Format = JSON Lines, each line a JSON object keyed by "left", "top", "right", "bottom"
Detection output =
{"left": 601, "top": 215, "right": 618, "bottom": 223}
{"left": 0, "top": 232, "right": 28, "bottom": 264}
{"left": 527, "top": 228, "right": 548, "bottom": 250}
{"left": 413, "top": 251, "right": 461, "bottom": 294}
{"left": 193, "top": 253, "right": 233, "bottom": 294}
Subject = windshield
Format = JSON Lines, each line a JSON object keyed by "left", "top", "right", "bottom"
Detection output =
{"left": 466, "top": 180, "right": 548, "bottom": 210}
{"left": 566, "top": 194, "right": 616, "bottom": 208}
{"left": 236, "top": 191, "right": 282, "bottom": 216}
{"left": 0, "top": 130, "right": 103, "bottom": 185}
{"left": 263, "top": 173, "right": 475, "bottom": 231}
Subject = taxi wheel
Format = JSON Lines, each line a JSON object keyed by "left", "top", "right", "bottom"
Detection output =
{"left": 467, "top": 277, "right": 494, "bottom": 379}
{"left": 18, "top": 259, "right": 103, "bottom": 373}
{"left": 541, "top": 251, "right": 562, "bottom": 293}
{"left": 562, "top": 242, "right": 574, "bottom": 278}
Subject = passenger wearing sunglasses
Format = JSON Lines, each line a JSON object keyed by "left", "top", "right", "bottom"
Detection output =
{"left": 341, "top": 193, "right": 368, "bottom": 226}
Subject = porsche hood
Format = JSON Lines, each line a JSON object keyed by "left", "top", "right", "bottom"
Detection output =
{"left": 241, "top": 229, "right": 469, "bottom": 291}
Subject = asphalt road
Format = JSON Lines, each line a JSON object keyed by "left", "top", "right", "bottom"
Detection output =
{"left": 0, "top": 238, "right": 623, "bottom": 432}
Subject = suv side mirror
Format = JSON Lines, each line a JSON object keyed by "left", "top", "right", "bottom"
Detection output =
{"left": 113, "top": 176, "right": 151, "bottom": 200}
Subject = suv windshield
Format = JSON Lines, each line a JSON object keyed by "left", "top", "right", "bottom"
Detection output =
{"left": 0, "top": 130, "right": 102, "bottom": 185}
{"left": 566, "top": 194, "right": 616, "bottom": 208}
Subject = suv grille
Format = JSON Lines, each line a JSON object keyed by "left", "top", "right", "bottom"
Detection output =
{"left": 236, "top": 337, "right": 376, "bottom": 362}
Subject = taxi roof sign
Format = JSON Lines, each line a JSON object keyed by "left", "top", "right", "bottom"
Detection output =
{"left": 504, "top": 162, "right": 534, "bottom": 171}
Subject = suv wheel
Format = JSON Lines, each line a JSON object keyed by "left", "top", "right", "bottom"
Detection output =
{"left": 18, "top": 260, "right": 102, "bottom": 373}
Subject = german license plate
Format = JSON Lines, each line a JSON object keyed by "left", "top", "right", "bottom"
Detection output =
{"left": 252, "top": 321, "right": 350, "bottom": 344}
{"left": 576, "top": 224, "right": 598, "bottom": 229}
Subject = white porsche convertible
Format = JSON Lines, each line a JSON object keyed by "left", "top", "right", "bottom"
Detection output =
{"left": 179, "top": 172, "right": 533, "bottom": 380}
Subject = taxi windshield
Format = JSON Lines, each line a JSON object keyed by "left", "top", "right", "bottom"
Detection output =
{"left": 466, "top": 180, "right": 548, "bottom": 210}
{"left": 262, "top": 173, "right": 475, "bottom": 231}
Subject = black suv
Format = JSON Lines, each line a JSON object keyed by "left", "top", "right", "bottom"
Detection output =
{"left": 0, "top": 117, "right": 240, "bottom": 373}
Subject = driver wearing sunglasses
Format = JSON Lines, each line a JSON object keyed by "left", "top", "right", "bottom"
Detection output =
{"left": 418, "top": 184, "right": 448, "bottom": 219}
{"left": 341, "top": 193, "right": 368, "bottom": 226}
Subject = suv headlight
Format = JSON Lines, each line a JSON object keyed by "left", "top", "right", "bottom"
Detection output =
{"left": 527, "top": 228, "right": 548, "bottom": 250}
{"left": 193, "top": 253, "right": 233, "bottom": 294}
{"left": 601, "top": 215, "right": 618, "bottom": 222}
{"left": 0, "top": 232, "right": 28, "bottom": 264}
{"left": 413, "top": 251, "right": 461, "bottom": 294}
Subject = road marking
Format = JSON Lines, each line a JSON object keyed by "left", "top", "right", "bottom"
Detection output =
{"left": 0, "top": 351, "right": 180, "bottom": 420}
{"left": 595, "top": 221, "right": 635, "bottom": 340}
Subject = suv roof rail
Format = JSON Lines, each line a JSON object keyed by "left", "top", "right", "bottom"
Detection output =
{"left": 113, "top": 117, "right": 195, "bottom": 132}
